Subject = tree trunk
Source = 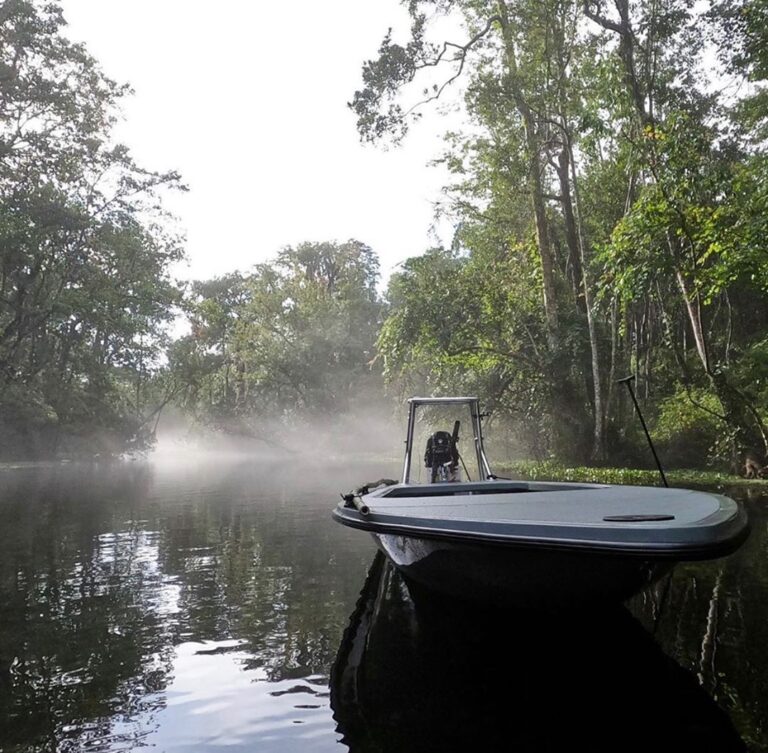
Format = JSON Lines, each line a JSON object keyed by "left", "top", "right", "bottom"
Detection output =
{"left": 556, "top": 147, "right": 584, "bottom": 307}
{"left": 676, "top": 263, "right": 767, "bottom": 463}
{"left": 528, "top": 143, "right": 560, "bottom": 343}
{"left": 497, "top": 3, "right": 560, "bottom": 346}
{"left": 567, "top": 142, "right": 604, "bottom": 461}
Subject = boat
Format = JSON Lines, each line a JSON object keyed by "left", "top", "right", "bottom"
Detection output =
{"left": 332, "top": 396, "right": 749, "bottom": 609}
{"left": 330, "top": 552, "right": 746, "bottom": 751}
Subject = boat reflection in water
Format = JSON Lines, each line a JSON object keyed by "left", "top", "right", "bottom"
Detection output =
{"left": 331, "top": 553, "right": 745, "bottom": 753}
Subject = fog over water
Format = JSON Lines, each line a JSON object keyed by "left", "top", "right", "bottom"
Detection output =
{"left": 152, "top": 409, "right": 405, "bottom": 467}
{"left": 150, "top": 399, "right": 524, "bottom": 472}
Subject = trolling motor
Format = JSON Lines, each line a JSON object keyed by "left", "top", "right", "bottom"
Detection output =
{"left": 425, "top": 420, "right": 461, "bottom": 483}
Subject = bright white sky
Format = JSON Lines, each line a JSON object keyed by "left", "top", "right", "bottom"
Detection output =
{"left": 59, "top": 0, "right": 464, "bottom": 286}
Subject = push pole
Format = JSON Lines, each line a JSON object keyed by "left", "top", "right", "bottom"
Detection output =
{"left": 617, "top": 375, "right": 669, "bottom": 488}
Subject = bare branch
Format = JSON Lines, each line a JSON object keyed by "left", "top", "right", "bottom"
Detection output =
{"left": 404, "top": 15, "right": 502, "bottom": 115}
{"left": 582, "top": 0, "right": 625, "bottom": 34}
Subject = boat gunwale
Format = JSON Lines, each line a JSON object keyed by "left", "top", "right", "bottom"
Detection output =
{"left": 331, "top": 505, "right": 750, "bottom": 560}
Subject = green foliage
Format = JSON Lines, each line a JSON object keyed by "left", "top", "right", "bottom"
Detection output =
{"left": 654, "top": 387, "right": 726, "bottom": 467}
{"left": 502, "top": 460, "right": 764, "bottom": 488}
{"left": 0, "top": 1, "right": 184, "bottom": 458}
{"left": 709, "top": 0, "right": 768, "bottom": 139}
{"left": 602, "top": 111, "right": 768, "bottom": 307}
{"left": 353, "top": 0, "right": 768, "bottom": 469}
{"left": 349, "top": 16, "right": 431, "bottom": 143}
{"left": 378, "top": 242, "right": 598, "bottom": 458}
{"left": 172, "top": 241, "right": 383, "bottom": 433}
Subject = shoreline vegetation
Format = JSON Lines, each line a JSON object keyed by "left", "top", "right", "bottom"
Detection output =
{"left": 501, "top": 462, "right": 768, "bottom": 489}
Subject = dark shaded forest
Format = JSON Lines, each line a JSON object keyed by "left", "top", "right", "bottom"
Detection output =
{"left": 2, "top": 0, "right": 768, "bottom": 472}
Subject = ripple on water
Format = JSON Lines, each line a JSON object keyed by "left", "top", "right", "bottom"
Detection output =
{"left": 139, "top": 640, "right": 339, "bottom": 753}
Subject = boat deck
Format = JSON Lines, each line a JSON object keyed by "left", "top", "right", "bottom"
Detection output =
{"left": 334, "top": 480, "right": 749, "bottom": 558}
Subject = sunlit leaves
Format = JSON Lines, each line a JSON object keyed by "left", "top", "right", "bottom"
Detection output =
{"left": 601, "top": 113, "right": 768, "bottom": 309}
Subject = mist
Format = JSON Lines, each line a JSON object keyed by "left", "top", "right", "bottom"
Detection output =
{"left": 150, "top": 396, "right": 529, "bottom": 485}
{"left": 152, "top": 403, "right": 405, "bottom": 466}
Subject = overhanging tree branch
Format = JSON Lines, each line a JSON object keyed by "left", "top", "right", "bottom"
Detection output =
{"left": 350, "top": 13, "right": 501, "bottom": 142}
{"left": 405, "top": 15, "right": 502, "bottom": 114}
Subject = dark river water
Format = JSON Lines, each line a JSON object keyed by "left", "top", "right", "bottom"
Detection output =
{"left": 0, "top": 457, "right": 766, "bottom": 752}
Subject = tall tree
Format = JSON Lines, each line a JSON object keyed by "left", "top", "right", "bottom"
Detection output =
{"left": 0, "top": 1, "right": 184, "bottom": 457}
{"left": 352, "top": 0, "right": 609, "bottom": 458}
{"left": 355, "top": 0, "right": 768, "bottom": 469}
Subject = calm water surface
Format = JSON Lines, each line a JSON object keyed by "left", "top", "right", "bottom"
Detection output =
{"left": 0, "top": 458, "right": 765, "bottom": 752}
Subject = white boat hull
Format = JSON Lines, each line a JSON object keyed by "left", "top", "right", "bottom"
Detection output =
{"left": 334, "top": 479, "right": 748, "bottom": 609}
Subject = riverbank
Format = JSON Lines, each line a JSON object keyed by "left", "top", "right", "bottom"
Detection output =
{"left": 499, "top": 461, "right": 767, "bottom": 489}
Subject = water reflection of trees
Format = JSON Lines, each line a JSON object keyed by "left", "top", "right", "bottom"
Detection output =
{"left": 152, "top": 462, "right": 373, "bottom": 680}
{"left": 627, "top": 490, "right": 768, "bottom": 751}
{"left": 0, "top": 465, "right": 173, "bottom": 751}
{"left": 0, "top": 461, "right": 372, "bottom": 751}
